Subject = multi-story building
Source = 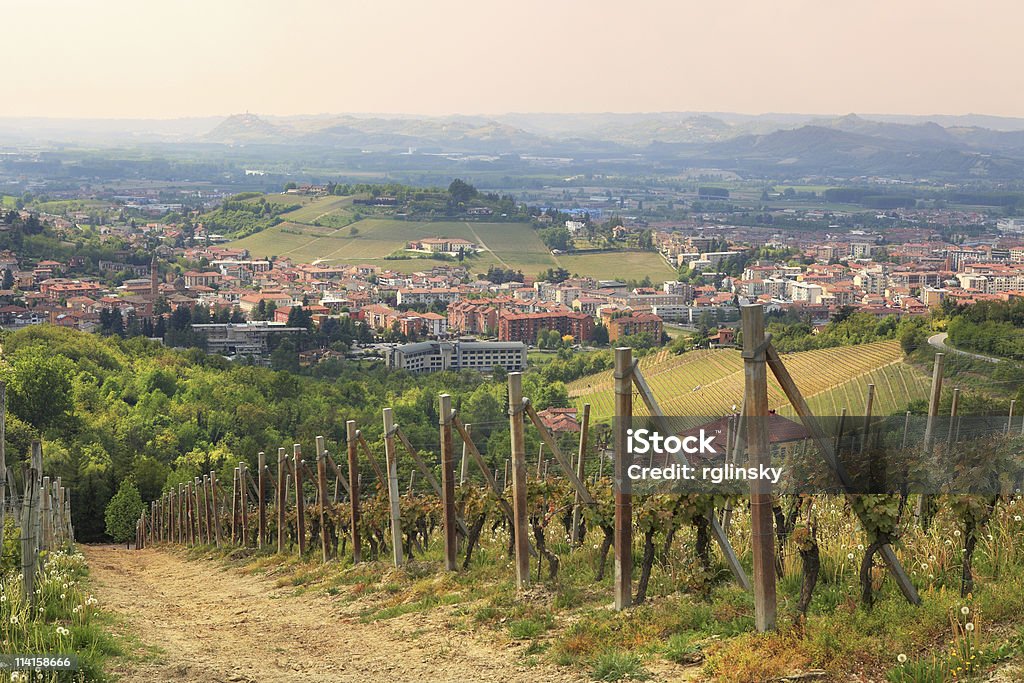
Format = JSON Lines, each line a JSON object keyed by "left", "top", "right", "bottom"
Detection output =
{"left": 194, "top": 322, "right": 305, "bottom": 364}
{"left": 385, "top": 340, "right": 527, "bottom": 373}
{"left": 498, "top": 310, "right": 593, "bottom": 343}
{"left": 788, "top": 281, "right": 823, "bottom": 304}
{"left": 605, "top": 312, "right": 664, "bottom": 342}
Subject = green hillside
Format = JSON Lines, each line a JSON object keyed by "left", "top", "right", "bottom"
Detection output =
{"left": 568, "top": 340, "right": 926, "bottom": 425}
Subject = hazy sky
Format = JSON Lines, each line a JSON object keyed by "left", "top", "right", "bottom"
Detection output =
{"left": 5, "top": 0, "right": 1023, "bottom": 119}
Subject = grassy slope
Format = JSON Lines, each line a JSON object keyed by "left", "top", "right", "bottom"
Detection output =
{"left": 568, "top": 340, "right": 926, "bottom": 425}
{"left": 226, "top": 194, "right": 674, "bottom": 279}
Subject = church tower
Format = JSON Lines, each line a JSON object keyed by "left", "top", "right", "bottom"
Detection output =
{"left": 150, "top": 255, "right": 159, "bottom": 300}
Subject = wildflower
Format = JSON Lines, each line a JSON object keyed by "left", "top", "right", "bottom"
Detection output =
{"left": 60, "top": 594, "right": 66, "bottom": 600}
{"left": 897, "top": 653, "right": 908, "bottom": 664}
{"left": 9, "top": 615, "right": 18, "bottom": 624}
{"left": 921, "top": 563, "right": 929, "bottom": 570}
{"left": 857, "top": 543, "right": 864, "bottom": 551}
{"left": 954, "top": 529, "right": 961, "bottom": 537}
{"left": 847, "top": 553, "right": 855, "bottom": 560}
{"left": 961, "top": 606, "right": 970, "bottom": 615}
{"left": 965, "top": 622, "right": 975, "bottom": 632}
{"left": 56, "top": 626, "right": 69, "bottom": 636}
{"left": 1015, "top": 515, "right": 1022, "bottom": 522}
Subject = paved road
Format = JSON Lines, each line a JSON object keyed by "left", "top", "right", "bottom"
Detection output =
{"left": 928, "top": 332, "right": 1004, "bottom": 364}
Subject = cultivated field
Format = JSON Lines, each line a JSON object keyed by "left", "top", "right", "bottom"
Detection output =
{"left": 226, "top": 194, "right": 675, "bottom": 279}
{"left": 568, "top": 340, "right": 926, "bottom": 425}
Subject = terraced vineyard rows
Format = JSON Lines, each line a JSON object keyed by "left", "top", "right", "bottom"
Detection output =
{"left": 568, "top": 340, "right": 916, "bottom": 426}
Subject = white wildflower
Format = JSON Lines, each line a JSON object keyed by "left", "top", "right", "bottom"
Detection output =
{"left": 897, "top": 653, "right": 908, "bottom": 664}
{"left": 961, "top": 606, "right": 970, "bottom": 615}
{"left": 966, "top": 622, "right": 975, "bottom": 632}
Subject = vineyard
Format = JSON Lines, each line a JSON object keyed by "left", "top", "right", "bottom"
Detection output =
{"left": 124, "top": 316, "right": 1024, "bottom": 683}
{"left": 568, "top": 340, "right": 922, "bottom": 423}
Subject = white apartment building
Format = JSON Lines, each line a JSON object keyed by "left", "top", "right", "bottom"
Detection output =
{"left": 386, "top": 340, "right": 527, "bottom": 374}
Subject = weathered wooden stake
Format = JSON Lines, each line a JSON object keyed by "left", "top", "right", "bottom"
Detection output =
{"left": 21, "top": 441, "right": 41, "bottom": 603}
{"left": 41, "top": 476, "right": 51, "bottom": 551}
{"left": 947, "top": 387, "right": 960, "bottom": 446}
{"left": 0, "top": 382, "right": 6, "bottom": 554}
{"left": 571, "top": 403, "right": 590, "bottom": 546}
{"left": 1008, "top": 399, "right": 1017, "bottom": 437}
{"left": 257, "top": 452, "right": 267, "bottom": 549}
{"left": 346, "top": 421, "right": 361, "bottom": 563}
{"left": 382, "top": 409, "right": 404, "bottom": 567}
{"left": 211, "top": 471, "right": 222, "bottom": 547}
{"left": 860, "top": 383, "right": 875, "bottom": 454}
{"left": 315, "top": 436, "right": 330, "bottom": 562}
{"left": 741, "top": 304, "right": 776, "bottom": 632}
{"left": 229, "top": 470, "right": 238, "bottom": 543}
{"left": 439, "top": 394, "right": 458, "bottom": 571}
{"left": 277, "top": 448, "right": 287, "bottom": 553}
{"left": 459, "top": 423, "right": 471, "bottom": 486}
{"left": 922, "top": 353, "right": 945, "bottom": 452}
{"left": 613, "top": 348, "right": 633, "bottom": 610}
{"left": 508, "top": 373, "right": 531, "bottom": 589}
{"left": 293, "top": 444, "right": 306, "bottom": 556}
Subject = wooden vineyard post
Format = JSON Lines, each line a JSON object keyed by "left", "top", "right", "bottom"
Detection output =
{"left": 571, "top": 403, "right": 590, "bottom": 546}
{"left": 180, "top": 482, "right": 188, "bottom": 545}
{"left": 459, "top": 424, "right": 471, "bottom": 486}
{"left": 508, "top": 373, "right": 531, "bottom": 589}
{"left": 210, "top": 472, "right": 222, "bottom": 547}
{"left": 922, "top": 353, "right": 945, "bottom": 452}
{"left": 860, "top": 383, "right": 875, "bottom": 454}
{"left": 188, "top": 481, "right": 196, "bottom": 547}
{"left": 947, "top": 388, "right": 960, "bottom": 446}
{"left": 229, "top": 470, "right": 238, "bottom": 544}
{"left": 382, "top": 409, "right": 404, "bottom": 567}
{"left": 203, "top": 475, "right": 213, "bottom": 546}
{"left": 439, "top": 394, "right": 458, "bottom": 571}
{"left": 277, "top": 448, "right": 287, "bottom": 553}
{"left": 1008, "top": 399, "right": 1016, "bottom": 437}
{"left": 916, "top": 353, "right": 944, "bottom": 525}
{"left": 194, "top": 477, "right": 205, "bottom": 544}
{"left": 0, "top": 382, "right": 6, "bottom": 555}
{"left": 257, "top": 452, "right": 267, "bottom": 549}
{"left": 504, "top": 459, "right": 511, "bottom": 492}
{"left": 241, "top": 462, "right": 250, "bottom": 547}
{"left": 315, "top": 436, "right": 330, "bottom": 562}
{"left": 741, "top": 304, "right": 776, "bottom": 632}
{"left": 293, "top": 444, "right": 306, "bottom": 556}
{"left": 902, "top": 411, "right": 912, "bottom": 450}
{"left": 21, "top": 440, "right": 41, "bottom": 603}
{"left": 346, "top": 421, "right": 361, "bottom": 564}
{"left": 613, "top": 348, "right": 633, "bottom": 610}
{"left": 41, "top": 476, "right": 51, "bottom": 552}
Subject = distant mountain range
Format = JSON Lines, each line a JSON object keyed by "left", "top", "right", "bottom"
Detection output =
{"left": 5, "top": 110, "right": 1024, "bottom": 179}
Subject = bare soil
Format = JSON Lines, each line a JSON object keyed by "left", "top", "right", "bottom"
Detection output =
{"left": 83, "top": 545, "right": 585, "bottom": 683}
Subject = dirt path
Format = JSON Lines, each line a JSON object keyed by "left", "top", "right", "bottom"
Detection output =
{"left": 84, "top": 546, "right": 584, "bottom": 683}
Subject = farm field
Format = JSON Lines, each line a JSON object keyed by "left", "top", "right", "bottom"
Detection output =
{"left": 557, "top": 250, "right": 675, "bottom": 280}
{"left": 226, "top": 193, "right": 674, "bottom": 279}
{"left": 568, "top": 340, "right": 923, "bottom": 426}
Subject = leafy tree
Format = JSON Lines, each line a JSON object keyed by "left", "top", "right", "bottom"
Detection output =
{"left": 105, "top": 478, "right": 144, "bottom": 548}
{"left": 1, "top": 347, "right": 75, "bottom": 430}
{"left": 448, "top": 179, "right": 478, "bottom": 204}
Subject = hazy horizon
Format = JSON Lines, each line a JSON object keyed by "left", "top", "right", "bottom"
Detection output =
{"left": 7, "top": 0, "right": 1024, "bottom": 120}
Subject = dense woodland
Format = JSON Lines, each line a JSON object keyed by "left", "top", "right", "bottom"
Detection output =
{"left": 0, "top": 326, "right": 568, "bottom": 542}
